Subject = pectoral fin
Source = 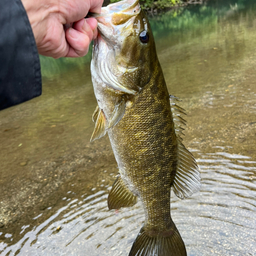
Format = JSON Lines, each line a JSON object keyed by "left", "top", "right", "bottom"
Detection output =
{"left": 173, "top": 140, "right": 201, "bottom": 199}
{"left": 108, "top": 175, "right": 137, "bottom": 210}
{"left": 92, "top": 106, "right": 100, "bottom": 123}
{"left": 108, "top": 99, "right": 126, "bottom": 129}
{"left": 90, "top": 107, "right": 107, "bottom": 142}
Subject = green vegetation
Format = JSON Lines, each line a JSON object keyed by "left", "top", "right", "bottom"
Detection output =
{"left": 110, "top": 0, "right": 182, "bottom": 10}
{"left": 40, "top": 47, "right": 92, "bottom": 79}
{"left": 40, "top": 0, "right": 253, "bottom": 79}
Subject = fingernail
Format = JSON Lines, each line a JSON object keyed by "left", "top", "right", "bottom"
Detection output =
{"left": 93, "top": 27, "right": 98, "bottom": 39}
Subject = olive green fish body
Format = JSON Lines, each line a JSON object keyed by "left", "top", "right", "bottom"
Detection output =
{"left": 109, "top": 66, "right": 176, "bottom": 230}
{"left": 90, "top": 1, "right": 200, "bottom": 255}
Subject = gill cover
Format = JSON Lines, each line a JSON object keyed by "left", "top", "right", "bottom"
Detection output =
{"left": 92, "top": 0, "right": 141, "bottom": 95}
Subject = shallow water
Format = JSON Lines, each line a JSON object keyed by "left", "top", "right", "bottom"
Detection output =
{"left": 0, "top": 1, "right": 256, "bottom": 255}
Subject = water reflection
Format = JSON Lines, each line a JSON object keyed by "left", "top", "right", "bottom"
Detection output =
{"left": 1, "top": 149, "right": 255, "bottom": 255}
{"left": 1, "top": 1, "right": 256, "bottom": 255}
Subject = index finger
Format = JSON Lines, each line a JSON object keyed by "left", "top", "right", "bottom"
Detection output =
{"left": 62, "top": 0, "right": 104, "bottom": 24}
{"left": 89, "top": 0, "right": 104, "bottom": 13}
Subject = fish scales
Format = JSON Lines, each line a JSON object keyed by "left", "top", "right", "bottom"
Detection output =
{"left": 90, "top": 0, "right": 200, "bottom": 255}
{"left": 108, "top": 67, "right": 177, "bottom": 230}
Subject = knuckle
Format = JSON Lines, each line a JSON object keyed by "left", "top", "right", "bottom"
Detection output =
{"left": 75, "top": 35, "right": 90, "bottom": 56}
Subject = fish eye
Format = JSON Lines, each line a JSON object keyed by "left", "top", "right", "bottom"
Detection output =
{"left": 139, "top": 30, "right": 149, "bottom": 44}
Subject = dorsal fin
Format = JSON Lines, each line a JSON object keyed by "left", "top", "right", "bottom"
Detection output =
{"left": 90, "top": 107, "right": 107, "bottom": 142}
{"left": 173, "top": 139, "right": 201, "bottom": 199}
{"left": 108, "top": 175, "right": 137, "bottom": 210}
{"left": 169, "top": 95, "right": 201, "bottom": 199}
{"left": 169, "top": 95, "right": 187, "bottom": 141}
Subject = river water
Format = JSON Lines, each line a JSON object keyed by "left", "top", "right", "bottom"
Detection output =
{"left": 0, "top": 0, "right": 256, "bottom": 255}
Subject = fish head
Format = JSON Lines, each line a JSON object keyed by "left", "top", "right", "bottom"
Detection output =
{"left": 92, "top": 0, "right": 158, "bottom": 94}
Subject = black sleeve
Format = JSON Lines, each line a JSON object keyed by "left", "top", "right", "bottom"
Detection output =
{"left": 0, "top": 0, "right": 42, "bottom": 110}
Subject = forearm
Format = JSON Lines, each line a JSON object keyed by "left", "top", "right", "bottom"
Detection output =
{"left": 0, "top": 0, "right": 103, "bottom": 110}
{"left": 0, "top": 0, "right": 41, "bottom": 110}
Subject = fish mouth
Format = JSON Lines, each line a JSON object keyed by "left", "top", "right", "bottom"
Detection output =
{"left": 90, "top": 0, "right": 140, "bottom": 35}
{"left": 92, "top": 0, "right": 140, "bottom": 18}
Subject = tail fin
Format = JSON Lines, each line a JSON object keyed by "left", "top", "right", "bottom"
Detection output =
{"left": 129, "top": 223, "right": 187, "bottom": 256}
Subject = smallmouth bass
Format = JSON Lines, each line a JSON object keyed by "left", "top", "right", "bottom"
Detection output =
{"left": 90, "top": 0, "right": 201, "bottom": 255}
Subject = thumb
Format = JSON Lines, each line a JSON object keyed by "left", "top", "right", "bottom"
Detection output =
{"left": 65, "top": 18, "right": 97, "bottom": 57}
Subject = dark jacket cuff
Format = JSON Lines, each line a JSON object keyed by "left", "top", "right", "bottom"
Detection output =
{"left": 0, "top": 0, "right": 42, "bottom": 110}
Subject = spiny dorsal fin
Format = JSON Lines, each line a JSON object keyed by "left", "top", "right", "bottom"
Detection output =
{"left": 170, "top": 95, "right": 187, "bottom": 141}
{"left": 108, "top": 99, "right": 126, "bottom": 129}
{"left": 173, "top": 139, "right": 201, "bottom": 199}
{"left": 90, "top": 107, "right": 107, "bottom": 142}
{"left": 108, "top": 175, "right": 137, "bottom": 210}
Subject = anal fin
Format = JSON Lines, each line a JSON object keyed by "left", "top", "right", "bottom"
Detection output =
{"left": 108, "top": 175, "right": 137, "bottom": 210}
{"left": 90, "top": 107, "right": 107, "bottom": 142}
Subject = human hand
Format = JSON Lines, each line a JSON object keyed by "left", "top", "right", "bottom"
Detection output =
{"left": 21, "top": 0, "right": 104, "bottom": 58}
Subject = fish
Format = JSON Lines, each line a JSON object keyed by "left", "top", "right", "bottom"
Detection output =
{"left": 90, "top": 0, "right": 201, "bottom": 255}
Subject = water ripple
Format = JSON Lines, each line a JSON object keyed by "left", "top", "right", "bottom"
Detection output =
{"left": 1, "top": 149, "right": 255, "bottom": 256}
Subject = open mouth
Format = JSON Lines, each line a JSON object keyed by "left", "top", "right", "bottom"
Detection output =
{"left": 88, "top": 0, "right": 140, "bottom": 26}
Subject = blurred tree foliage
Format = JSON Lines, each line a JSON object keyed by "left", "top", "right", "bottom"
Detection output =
{"left": 40, "top": 48, "right": 92, "bottom": 79}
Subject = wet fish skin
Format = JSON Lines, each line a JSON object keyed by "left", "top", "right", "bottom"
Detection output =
{"left": 90, "top": 0, "right": 200, "bottom": 255}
